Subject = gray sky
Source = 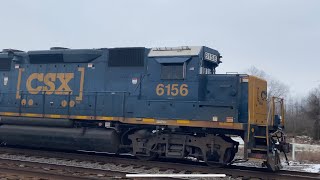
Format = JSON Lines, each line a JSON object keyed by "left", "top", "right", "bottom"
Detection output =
{"left": 1, "top": 0, "right": 319, "bottom": 96}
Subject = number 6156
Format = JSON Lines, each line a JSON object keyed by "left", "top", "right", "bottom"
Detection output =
{"left": 156, "top": 84, "right": 188, "bottom": 96}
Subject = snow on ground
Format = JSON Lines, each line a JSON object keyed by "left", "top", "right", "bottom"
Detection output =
{"left": 281, "top": 161, "right": 320, "bottom": 173}
{"left": 303, "top": 164, "right": 320, "bottom": 173}
{"left": 230, "top": 136, "right": 320, "bottom": 173}
{"left": 289, "top": 135, "right": 320, "bottom": 145}
{"left": 231, "top": 135, "right": 320, "bottom": 150}
{"left": 231, "top": 136, "right": 244, "bottom": 145}
{"left": 292, "top": 143, "right": 320, "bottom": 152}
{"left": 234, "top": 158, "right": 320, "bottom": 173}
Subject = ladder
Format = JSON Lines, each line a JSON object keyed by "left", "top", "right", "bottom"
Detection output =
{"left": 247, "top": 124, "right": 269, "bottom": 159}
{"left": 247, "top": 97, "right": 283, "bottom": 159}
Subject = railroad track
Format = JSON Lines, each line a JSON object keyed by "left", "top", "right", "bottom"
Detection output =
{"left": 0, "top": 146, "right": 318, "bottom": 180}
{"left": 0, "top": 158, "right": 127, "bottom": 180}
{"left": 0, "top": 147, "right": 180, "bottom": 180}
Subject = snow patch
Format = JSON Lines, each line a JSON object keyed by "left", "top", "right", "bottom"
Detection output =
{"left": 303, "top": 164, "right": 320, "bottom": 173}
{"left": 231, "top": 136, "right": 244, "bottom": 145}
{"left": 292, "top": 143, "right": 320, "bottom": 152}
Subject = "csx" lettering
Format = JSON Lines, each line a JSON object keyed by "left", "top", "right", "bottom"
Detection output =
{"left": 26, "top": 73, "right": 74, "bottom": 95}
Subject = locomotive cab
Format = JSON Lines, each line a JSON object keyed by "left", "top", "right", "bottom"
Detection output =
{"left": 199, "top": 47, "right": 222, "bottom": 75}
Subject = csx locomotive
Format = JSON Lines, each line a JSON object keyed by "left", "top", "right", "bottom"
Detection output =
{"left": 0, "top": 46, "right": 289, "bottom": 171}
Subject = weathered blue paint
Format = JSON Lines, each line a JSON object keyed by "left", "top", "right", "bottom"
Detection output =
{"left": 0, "top": 46, "right": 249, "bottom": 123}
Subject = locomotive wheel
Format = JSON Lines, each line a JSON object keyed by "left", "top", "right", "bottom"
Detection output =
{"left": 205, "top": 151, "right": 224, "bottom": 167}
{"left": 223, "top": 148, "right": 233, "bottom": 164}
{"left": 206, "top": 162, "right": 223, "bottom": 168}
{"left": 206, "top": 148, "right": 234, "bottom": 167}
{"left": 206, "top": 160, "right": 224, "bottom": 168}
{"left": 135, "top": 144, "right": 158, "bottom": 161}
{"left": 230, "top": 149, "right": 236, "bottom": 163}
{"left": 136, "top": 152, "right": 158, "bottom": 161}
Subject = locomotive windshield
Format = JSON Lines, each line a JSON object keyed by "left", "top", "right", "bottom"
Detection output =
{"left": 200, "top": 60, "right": 215, "bottom": 74}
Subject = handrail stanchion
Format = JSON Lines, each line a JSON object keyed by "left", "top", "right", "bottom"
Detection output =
{"left": 19, "top": 91, "right": 22, "bottom": 116}
{"left": 42, "top": 91, "right": 46, "bottom": 117}
{"left": 271, "top": 97, "right": 275, "bottom": 126}
{"left": 68, "top": 91, "right": 71, "bottom": 119}
{"left": 94, "top": 92, "right": 98, "bottom": 119}
{"left": 281, "top": 98, "right": 285, "bottom": 127}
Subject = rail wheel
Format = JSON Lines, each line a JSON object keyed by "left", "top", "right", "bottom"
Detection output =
{"left": 136, "top": 143, "right": 159, "bottom": 161}
{"left": 223, "top": 148, "right": 234, "bottom": 164}
{"left": 205, "top": 147, "right": 235, "bottom": 167}
{"left": 136, "top": 152, "right": 158, "bottom": 161}
{"left": 204, "top": 151, "right": 222, "bottom": 167}
{"left": 206, "top": 160, "right": 224, "bottom": 168}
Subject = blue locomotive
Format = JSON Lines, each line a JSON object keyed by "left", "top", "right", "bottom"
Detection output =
{"left": 0, "top": 46, "right": 289, "bottom": 171}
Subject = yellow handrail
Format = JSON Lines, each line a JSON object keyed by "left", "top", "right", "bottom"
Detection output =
{"left": 281, "top": 98, "right": 285, "bottom": 127}
{"left": 272, "top": 97, "right": 275, "bottom": 126}
{"left": 269, "top": 97, "right": 285, "bottom": 127}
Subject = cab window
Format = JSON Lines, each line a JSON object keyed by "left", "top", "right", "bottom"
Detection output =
{"left": 161, "top": 63, "right": 185, "bottom": 79}
{"left": 200, "top": 60, "right": 215, "bottom": 74}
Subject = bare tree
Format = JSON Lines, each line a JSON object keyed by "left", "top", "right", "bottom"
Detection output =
{"left": 285, "top": 96, "right": 311, "bottom": 136}
{"left": 246, "top": 66, "right": 289, "bottom": 98}
{"left": 305, "top": 87, "right": 320, "bottom": 140}
{"left": 246, "top": 66, "right": 267, "bottom": 79}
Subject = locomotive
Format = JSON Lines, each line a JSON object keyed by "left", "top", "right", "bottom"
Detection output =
{"left": 0, "top": 46, "right": 289, "bottom": 171}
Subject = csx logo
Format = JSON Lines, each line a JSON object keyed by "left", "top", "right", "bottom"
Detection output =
{"left": 16, "top": 67, "right": 85, "bottom": 101}
{"left": 26, "top": 73, "right": 74, "bottom": 95}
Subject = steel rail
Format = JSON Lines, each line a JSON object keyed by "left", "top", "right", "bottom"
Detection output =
{"left": 0, "top": 147, "right": 318, "bottom": 180}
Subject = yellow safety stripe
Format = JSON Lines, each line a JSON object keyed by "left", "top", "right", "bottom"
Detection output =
{"left": 0, "top": 112, "right": 245, "bottom": 130}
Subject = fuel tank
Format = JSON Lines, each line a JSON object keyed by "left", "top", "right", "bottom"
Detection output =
{"left": 0, "top": 117, "right": 74, "bottom": 127}
{"left": 0, "top": 125, "right": 119, "bottom": 153}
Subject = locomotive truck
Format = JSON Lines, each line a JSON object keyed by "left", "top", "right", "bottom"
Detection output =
{"left": 0, "top": 46, "right": 289, "bottom": 171}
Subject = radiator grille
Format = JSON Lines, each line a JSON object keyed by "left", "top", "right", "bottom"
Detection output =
{"left": 29, "top": 54, "right": 64, "bottom": 64}
{"left": 0, "top": 58, "right": 12, "bottom": 71}
{"left": 108, "top": 48, "right": 144, "bottom": 67}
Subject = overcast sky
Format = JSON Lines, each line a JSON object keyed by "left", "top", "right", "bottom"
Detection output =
{"left": 1, "top": 0, "right": 319, "bottom": 96}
